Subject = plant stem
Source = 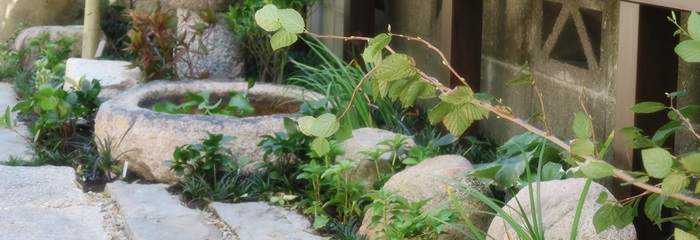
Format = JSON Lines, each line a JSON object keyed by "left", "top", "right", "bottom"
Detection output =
{"left": 570, "top": 178, "right": 592, "bottom": 240}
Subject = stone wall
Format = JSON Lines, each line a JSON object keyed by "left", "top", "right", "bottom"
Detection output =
{"left": 480, "top": 0, "right": 619, "bottom": 144}
{"left": 676, "top": 12, "right": 700, "bottom": 153}
{"left": 0, "top": 0, "right": 85, "bottom": 41}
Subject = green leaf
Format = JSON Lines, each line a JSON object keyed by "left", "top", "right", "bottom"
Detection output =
{"left": 681, "top": 153, "right": 700, "bottom": 172}
{"left": 593, "top": 204, "right": 619, "bottom": 233}
{"left": 374, "top": 54, "right": 417, "bottom": 82}
{"left": 675, "top": 40, "right": 700, "bottom": 63}
{"left": 312, "top": 215, "right": 330, "bottom": 229}
{"left": 297, "top": 113, "right": 339, "bottom": 138}
{"left": 254, "top": 5, "right": 280, "bottom": 32}
{"left": 573, "top": 112, "right": 592, "bottom": 139}
{"left": 507, "top": 74, "right": 533, "bottom": 85}
{"left": 363, "top": 33, "right": 391, "bottom": 63}
{"left": 428, "top": 102, "right": 454, "bottom": 125}
{"left": 642, "top": 148, "right": 674, "bottom": 178}
{"left": 652, "top": 121, "right": 681, "bottom": 146}
{"left": 596, "top": 192, "right": 608, "bottom": 204}
{"left": 644, "top": 194, "right": 666, "bottom": 224}
{"left": 270, "top": 30, "right": 298, "bottom": 50}
{"left": 570, "top": 138, "right": 595, "bottom": 156}
{"left": 628, "top": 102, "right": 667, "bottom": 114}
{"left": 439, "top": 86, "right": 474, "bottom": 105}
{"left": 675, "top": 228, "right": 700, "bottom": 240}
{"left": 495, "top": 156, "right": 526, "bottom": 188}
{"left": 334, "top": 124, "right": 353, "bottom": 142}
{"left": 40, "top": 96, "right": 59, "bottom": 110}
{"left": 278, "top": 8, "right": 305, "bottom": 33}
{"left": 442, "top": 105, "right": 475, "bottom": 136}
{"left": 2, "top": 107, "right": 11, "bottom": 128}
{"left": 473, "top": 93, "right": 495, "bottom": 102}
{"left": 540, "top": 162, "right": 564, "bottom": 181}
{"left": 689, "top": 12, "right": 700, "bottom": 40}
{"left": 580, "top": 160, "right": 614, "bottom": 179}
{"left": 311, "top": 137, "right": 330, "bottom": 157}
{"left": 662, "top": 173, "right": 689, "bottom": 194}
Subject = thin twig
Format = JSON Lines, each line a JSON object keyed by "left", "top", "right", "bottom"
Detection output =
{"left": 389, "top": 34, "right": 469, "bottom": 87}
{"left": 337, "top": 67, "right": 378, "bottom": 121}
{"left": 529, "top": 70, "right": 552, "bottom": 136}
{"left": 305, "top": 32, "right": 372, "bottom": 42}
{"left": 578, "top": 83, "right": 599, "bottom": 157}
{"left": 668, "top": 95, "right": 700, "bottom": 141}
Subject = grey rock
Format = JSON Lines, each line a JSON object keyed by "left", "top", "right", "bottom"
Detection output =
{"left": 63, "top": 58, "right": 141, "bottom": 98}
{"left": 359, "top": 155, "right": 492, "bottom": 239}
{"left": 12, "top": 26, "right": 106, "bottom": 70}
{"left": 106, "top": 181, "right": 222, "bottom": 240}
{"left": 0, "top": 206, "right": 109, "bottom": 240}
{"left": 338, "top": 128, "right": 415, "bottom": 190}
{"left": 0, "top": 166, "right": 87, "bottom": 210}
{"left": 0, "top": 82, "right": 32, "bottom": 163}
{"left": 175, "top": 9, "right": 241, "bottom": 79}
{"left": 94, "top": 80, "right": 321, "bottom": 183}
{"left": 0, "top": 0, "right": 84, "bottom": 41}
{"left": 209, "top": 202, "right": 323, "bottom": 240}
{"left": 487, "top": 178, "right": 637, "bottom": 240}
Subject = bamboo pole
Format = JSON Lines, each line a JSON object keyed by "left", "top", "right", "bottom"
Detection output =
{"left": 82, "top": 0, "right": 100, "bottom": 59}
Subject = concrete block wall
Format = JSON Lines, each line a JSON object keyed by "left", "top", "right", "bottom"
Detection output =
{"left": 480, "top": 0, "right": 619, "bottom": 145}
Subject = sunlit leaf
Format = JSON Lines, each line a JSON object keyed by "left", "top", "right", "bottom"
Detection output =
{"left": 573, "top": 112, "right": 592, "bottom": 139}
{"left": 270, "top": 30, "right": 298, "bottom": 50}
{"left": 374, "top": 54, "right": 417, "bottom": 82}
{"left": 580, "top": 160, "right": 614, "bottom": 179}
{"left": 681, "top": 153, "right": 700, "bottom": 172}
{"left": 628, "top": 102, "right": 666, "bottom": 114}
{"left": 675, "top": 228, "right": 700, "bottom": 240}
{"left": 278, "top": 8, "right": 305, "bottom": 33}
{"left": 642, "top": 147, "right": 674, "bottom": 178}
{"left": 675, "top": 40, "right": 700, "bottom": 63}
{"left": 311, "top": 137, "right": 330, "bottom": 157}
{"left": 662, "top": 173, "right": 689, "bottom": 194}
{"left": 254, "top": 4, "right": 280, "bottom": 32}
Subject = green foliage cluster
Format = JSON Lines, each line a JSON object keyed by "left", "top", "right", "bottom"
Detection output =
{"left": 153, "top": 91, "right": 254, "bottom": 117}
{"left": 166, "top": 132, "right": 250, "bottom": 202}
{"left": 0, "top": 23, "right": 27, "bottom": 80}
{"left": 222, "top": 0, "right": 317, "bottom": 83}
{"left": 30, "top": 34, "right": 76, "bottom": 88}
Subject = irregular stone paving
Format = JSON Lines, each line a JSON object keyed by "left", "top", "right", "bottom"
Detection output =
{"left": 0, "top": 166, "right": 110, "bottom": 240}
{"left": 210, "top": 202, "right": 324, "bottom": 240}
{"left": 106, "top": 181, "right": 224, "bottom": 240}
{"left": 0, "top": 82, "right": 32, "bottom": 164}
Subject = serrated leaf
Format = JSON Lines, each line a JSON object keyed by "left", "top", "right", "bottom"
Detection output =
{"left": 439, "top": 86, "right": 474, "bottom": 104}
{"left": 278, "top": 8, "right": 305, "bottom": 33}
{"left": 644, "top": 194, "right": 666, "bottom": 223}
{"left": 580, "top": 160, "right": 614, "bottom": 179}
{"left": 311, "top": 137, "right": 330, "bottom": 157}
{"left": 593, "top": 204, "right": 619, "bottom": 233}
{"left": 363, "top": 33, "right": 391, "bottom": 63}
{"left": 474, "top": 93, "right": 495, "bottom": 102}
{"left": 628, "top": 102, "right": 666, "bottom": 113}
{"left": 675, "top": 228, "right": 700, "bottom": 240}
{"left": 299, "top": 113, "right": 340, "bottom": 138}
{"left": 681, "top": 153, "right": 700, "bottom": 172}
{"left": 254, "top": 5, "right": 280, "bottom": 32}
{"left": 689, "top": 12, "right": 700, "bottom": 40}
{"left": 297, "top": 116, "right": 314, "bottom": 135}
{"left": 374, "top": 54, "right": 417, "bottom": 82}
{"left": 508, "top": 74, "right": 533, "bottom": 85}
{"left": 571, "top": 138, "right": 595, "bottom": 156}
{"left": 270, "top": 30, "right": 298, "bottom": 50}
{"left": 573, "top": 112, "right": 592, "bottom": 139}
{"left": 662, "top": 173, "right": 689, "bottom": 194}
{"left": 443, "top": 106, "right": 473, "bottom": 136}
{"left": 675, "top": 40, "right": 700, "bottom": 63}
{"left": 428, "top": 102, "right": 454, "bottom": 125}
{"left": 642, "top": 147, "right": 674, "bottom": 178}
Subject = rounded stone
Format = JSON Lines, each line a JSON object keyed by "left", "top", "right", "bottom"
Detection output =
{"left": 358, "top": 155, "right": 493, "bottom": 239}
{"left": 0, "top": 0, "right": 84, "bottom": 41}
{"left": 94, "top": 79, "right": 321, "bottom": 183}
{"left": 487, "top": 178, "right": 637, "bottom": 239}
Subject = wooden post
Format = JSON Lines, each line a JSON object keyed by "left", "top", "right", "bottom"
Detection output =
{"left": 82, "top": 0, "right": 100, "bottom": 59}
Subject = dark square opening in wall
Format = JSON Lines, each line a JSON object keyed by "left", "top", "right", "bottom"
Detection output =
{"left": 580, "top": 7, "right": 603, "bottom": 63}
{"left": 549, "top": 15, "right": 588, "bottom": 69}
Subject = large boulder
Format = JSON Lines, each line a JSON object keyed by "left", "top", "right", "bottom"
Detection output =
{"left": 359, "top": 155, "right": 493, "bottom": 239}
{"left": 487, "top": 178, "right": 637, "bottom": 239}
{"left": 110, "top": 0, "right": 173, "bottom": 13}
{"left": 0, "top": 0, "right": 84, "bottom": 41}
{"left": 338, "top": 128, "right": 415, "bottom": 189}
{"left": 173, "top": 9, "right": 241, "bottom": 79}
{"left": 94, "top": 80, "right": 321, "bottom": 183}
{"left": 12, "top": 26, "right": 106, "bottom": 70}
{"left": 64, "top": 58, "right": 140, "bottom": 98}
{"left": 169, "top": 0, "right": 231, "bottom": 12}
